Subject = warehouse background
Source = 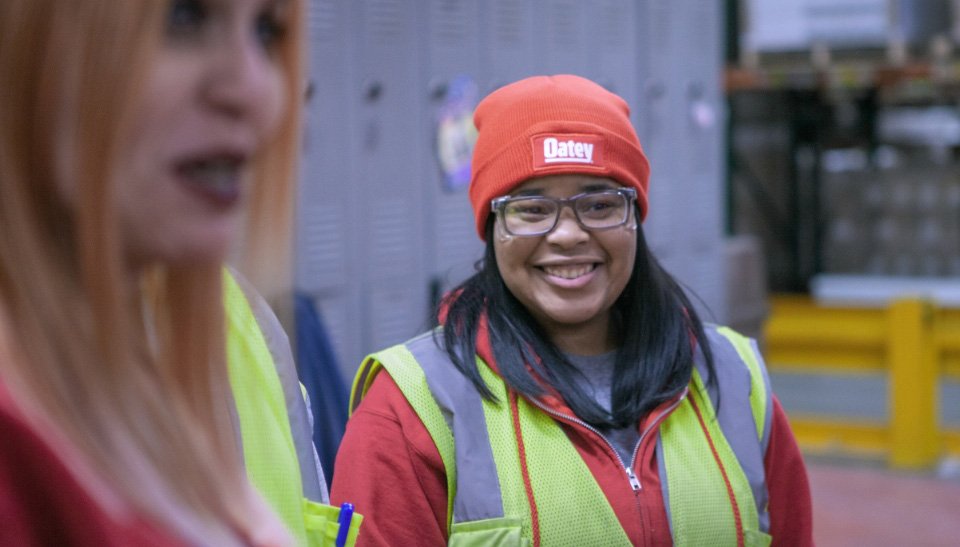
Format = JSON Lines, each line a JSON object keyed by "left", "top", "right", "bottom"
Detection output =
{"left": 294, "top": 3, "right": 960, "bottom": 543}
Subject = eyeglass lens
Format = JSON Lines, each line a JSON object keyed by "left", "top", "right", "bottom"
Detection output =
{"left": 501, "top": 191, "right": 630, "bottom": 235}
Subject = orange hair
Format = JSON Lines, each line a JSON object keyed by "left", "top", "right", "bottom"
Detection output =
{"left": 0, "top": 0, "right": 304, "bottom": 542}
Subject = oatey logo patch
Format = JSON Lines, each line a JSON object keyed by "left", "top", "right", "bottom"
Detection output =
{"left": 533, "top": 134, "right": 604, "bottom": 169}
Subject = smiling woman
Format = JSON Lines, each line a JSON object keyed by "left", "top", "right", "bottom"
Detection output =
{"left": 491, "top": 175, "right": 639, "bottom": 355}
{"left": 331, "top": 75, "right": 815, "bottom": 547}
{"left": 0, "top": 0, "right": 304, "bottom": 545}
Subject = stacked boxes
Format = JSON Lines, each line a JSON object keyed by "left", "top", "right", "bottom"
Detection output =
{"left": 821, "top": 145, "right": 960, "bottom": 276}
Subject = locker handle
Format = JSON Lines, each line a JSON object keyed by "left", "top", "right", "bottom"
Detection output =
{"left": 687, "top": 82, "right": 704, "bottom": 100}
{"left": 363, "top": 80, "right": 384, "bottom": 103}
{"left": 428, "top": 77, "right": 448, "bottom": 101}
{"left": 646, "top": 82, "right": 666, "bottom": 100}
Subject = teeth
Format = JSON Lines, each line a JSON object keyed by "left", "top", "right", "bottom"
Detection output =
{"left": 542, "top": 264, "right": 595, "bottom": 279}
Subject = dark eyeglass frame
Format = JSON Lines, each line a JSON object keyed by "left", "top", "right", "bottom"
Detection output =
{"left": 490, "top": 187, "right": 637, "bottom": 236}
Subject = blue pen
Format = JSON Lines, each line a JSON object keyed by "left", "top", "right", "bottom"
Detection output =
{"left": 335, "top": 502, "right": 354, "bottom": 547}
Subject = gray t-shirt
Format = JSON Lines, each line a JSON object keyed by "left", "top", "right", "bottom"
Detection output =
{"left": 563, "top": 351, "right": 641, "bottom": 465}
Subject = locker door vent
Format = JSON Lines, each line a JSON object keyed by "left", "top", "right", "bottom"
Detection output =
{"left": 690, "top": 11, "right": 714, "bottom": 68}
{"left": 494, "top": 0, "right": 524, "bottom": 45}
{"left": 299, "top": 202, "right": 347, "bottom": 288}
{"left": 370, "top": 204, "right": 413, "bottom": 278}
{"left": 433, "top": 0, "right": 468, "bottom": 45}
{"left": 310, "top": 0, "right": 339, "bottom": 37}
{"left": 371, "top": 286, "right": 420, "bottom": 350}
{"left": 437, "top": 198, "right": 480, "bottom": 274}
{"left": 649, "top": 2, "right": 671, "bottom": 52}
{"left": 365, "top": 0, "right": 405, "bottom": 45}
{"left": 600, "top": 0, "right": 628, "bottom": 47}
{"left": 548, "top": 0, "right": 579, "bottom": 47}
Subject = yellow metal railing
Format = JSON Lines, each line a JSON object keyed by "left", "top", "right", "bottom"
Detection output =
{"left": 764, "top": 295, "right": 960, "bottom": 469}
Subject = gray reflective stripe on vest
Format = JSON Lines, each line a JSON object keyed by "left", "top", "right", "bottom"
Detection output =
{"left": 405, "top": 331, "right": 505, "bottom": 524}
{"left": 230, "top": 268, "right": 329, "bottom": 504}
{"left": 656, "top": 327, "right": 771, "bottom": 534}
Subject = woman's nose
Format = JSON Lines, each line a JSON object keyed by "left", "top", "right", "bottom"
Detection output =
{"left": 545, "top": 208, "right": 589, "bottom": 247}
{"left": 203, "top": 35, "right": 283, "bottom": 127}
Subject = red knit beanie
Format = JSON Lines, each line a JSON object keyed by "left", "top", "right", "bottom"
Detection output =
{"left": 469, "top": 74, "right": 650, "bottom": 240}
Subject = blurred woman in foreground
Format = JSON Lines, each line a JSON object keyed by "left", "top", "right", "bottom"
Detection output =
{"left": 0, "top": 0, "right": 305, "bottom": 544}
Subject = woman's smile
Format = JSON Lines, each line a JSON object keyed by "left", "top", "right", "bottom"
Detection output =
{"left": 495, "top": 174, "right": 637, "bottom": 345}
{"left": 538, "top": 262, "right": 599, "bottom": 281}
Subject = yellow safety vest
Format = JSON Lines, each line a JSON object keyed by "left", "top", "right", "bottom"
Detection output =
{"left": 351, "top": 326, "right": 771, "bottom": 547}
{"left": 224, "top": 269, "right": 362, "bottom": 547}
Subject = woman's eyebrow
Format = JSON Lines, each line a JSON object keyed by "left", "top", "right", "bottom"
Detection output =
{"left": 580, "top": 183, "right": 616, "bottom": 193}
{"left": 513, "top": 188, "right": 545, "bottom": 197}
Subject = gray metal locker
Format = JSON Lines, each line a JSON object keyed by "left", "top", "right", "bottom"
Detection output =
{"left": 636, "top": 0, "right": 679, "bottom": 257}
{"left": 297, "top": 0, "right": 363, "bottom": 382}
{"left": 353, "top": 0, "right": 429, "bottom": 358}
{"left": 672, "top": 0, "right": 726, "bottom": 322}
{"left": 584, "top": 0, "right": 639, "bottom": 95}
{"left": 537, "top": 0, "right": 589, "bottom": 74}
{"left": 632, "top": 0, "right": 728, "bottom": 323}
{"left": 423, "top": 0, "right": 485, "bottom": 299}
{"left": 481, "top": 0, "right": 538, "bottom": 94}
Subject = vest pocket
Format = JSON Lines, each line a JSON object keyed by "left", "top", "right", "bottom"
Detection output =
{"left": 744, "top": 529, "right": 773, "bottom": 547}
{"left": 449, "top": 517, "right": 530, "bottom": 547}
{"left": 302, "top": 499, "right": 363, "bottom": 547}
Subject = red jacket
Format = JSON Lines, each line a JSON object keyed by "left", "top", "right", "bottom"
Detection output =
{"left": 331, "top": 334, "right": 814, "bottom": 546}
{"left": 0, "top": 382, "right": 182, "bottom": 547}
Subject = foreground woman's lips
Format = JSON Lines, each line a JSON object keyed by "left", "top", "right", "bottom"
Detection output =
{"left": 175, "top": 153, "right": 247, "bottom": 207}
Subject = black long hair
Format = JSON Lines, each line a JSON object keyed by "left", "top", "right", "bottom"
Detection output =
{"left": 438, "top": 211, "right": 717, "bottom": 431}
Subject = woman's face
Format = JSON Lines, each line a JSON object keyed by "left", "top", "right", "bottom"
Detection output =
{"left": 493, "top": 174, "right": 637, "bottom": 352}
{"left": 116, "top": 0, "right": 290, "bottom": 268}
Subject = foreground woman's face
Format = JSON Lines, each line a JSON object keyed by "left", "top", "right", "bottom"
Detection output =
{"left": 118, "top": 0, "right": 290, "bottom": 267}
{"left": 493, "top": 174, "right": 638, "bottom": 352}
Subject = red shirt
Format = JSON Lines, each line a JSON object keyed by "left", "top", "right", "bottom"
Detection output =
{"left": 0, "top": 384, "right": 182, "bottom": 546}
{"left": 331, "top": 358, "right": 814, "bottom": 546}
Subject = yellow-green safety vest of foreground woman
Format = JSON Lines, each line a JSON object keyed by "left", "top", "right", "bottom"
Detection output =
{"left": 224, "top": 268, "right": 362, "bottom": 547}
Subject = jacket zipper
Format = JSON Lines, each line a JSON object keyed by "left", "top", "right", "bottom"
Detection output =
{"left": 527, "top": 388, "right": 687, "bottom": 493}
{"left": 528, "top": 390, "right": 688, "bottom": 546}
{"left": 628, "top": 389, "right": 688, "bottom": 472}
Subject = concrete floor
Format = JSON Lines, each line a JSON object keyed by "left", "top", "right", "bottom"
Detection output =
{"left": 808, "top": 460, "right": 960, "bottom": 546}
